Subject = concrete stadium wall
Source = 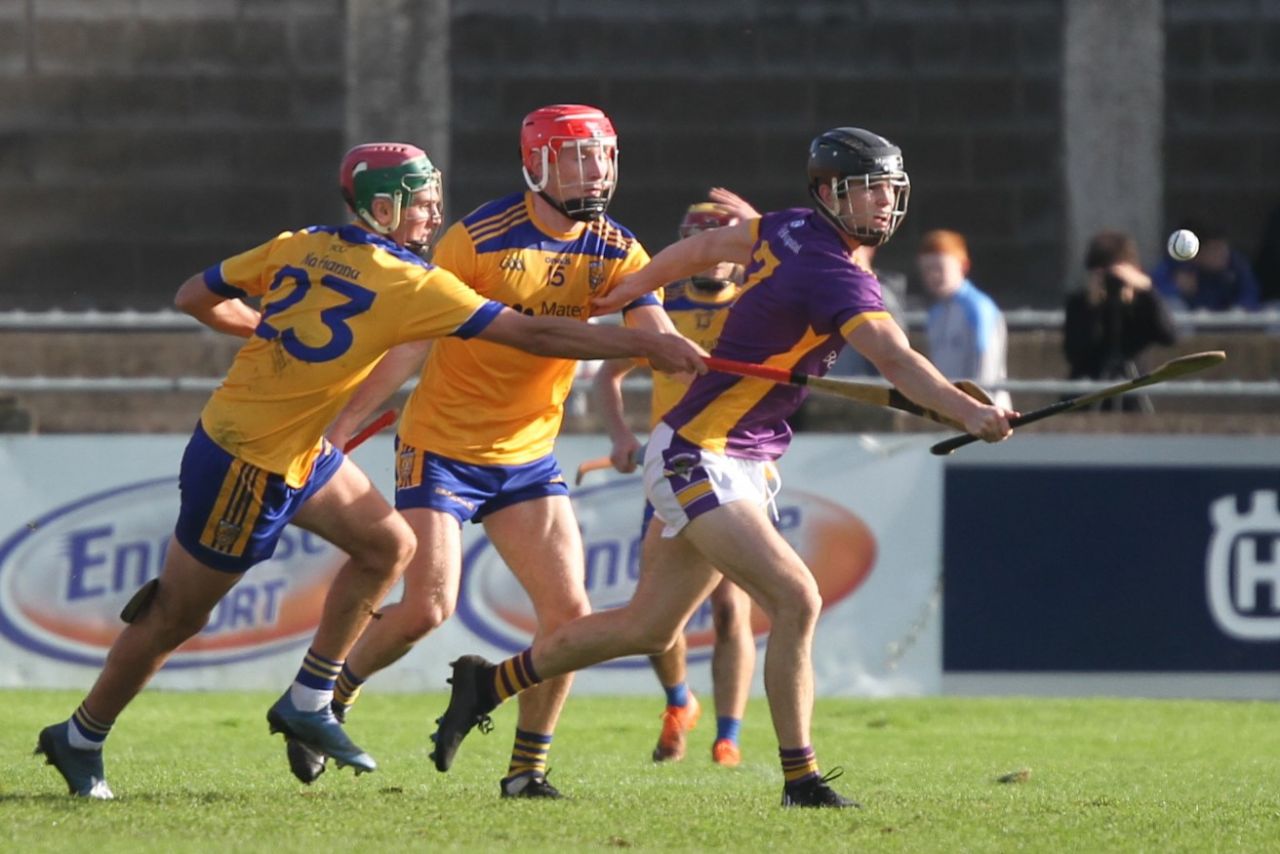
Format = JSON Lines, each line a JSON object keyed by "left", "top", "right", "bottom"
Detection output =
{"left": 2, "top": 1, "right": 1279, "bottom": 311}
{"left": 0, "top": 0, "right": 348, "bottom": 310}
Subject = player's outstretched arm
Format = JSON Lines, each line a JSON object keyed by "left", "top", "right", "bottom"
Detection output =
{"left": 591, "top": 358, "right": 643, "bottom": 473}
{"left": 173, "top": 273, "right": 260, "bottom": 338}
{"left": 326, "top": 340, "right": 430, "bottom": 449}
{"left": 849, "top": 316, "right": 1015, "bottom": 443}
{"left": 477, "top": 309, "right": 708, "bottom": 375}
{"left": 591, "top": 221, "right": 756, "bottom": 316}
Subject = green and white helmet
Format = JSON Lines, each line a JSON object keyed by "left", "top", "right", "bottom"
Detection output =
{"left": 339, "top": 142, "right": 440, "bottom": 234}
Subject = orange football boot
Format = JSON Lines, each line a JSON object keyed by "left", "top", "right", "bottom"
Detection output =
{"left": 711, "top": 738, "right": 741, "bottom": 767}
{"left": 651, "top": 693, "right": 701, "bottom": 762}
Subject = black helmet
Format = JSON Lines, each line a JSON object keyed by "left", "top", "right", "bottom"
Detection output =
{"left": 807, "top": 127, "right": 910, "bottom": 246}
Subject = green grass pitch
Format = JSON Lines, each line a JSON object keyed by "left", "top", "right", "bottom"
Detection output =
{"left": 3, "top": 689, "right": 1277, "bottom": 851}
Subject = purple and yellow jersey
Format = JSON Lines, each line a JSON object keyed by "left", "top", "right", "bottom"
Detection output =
{"left": 402, "top": 191, "right": 654, "bottom": 465}
{"left": 199, "top": 224, "right": 503, "bottom": 487}
{"left": 664, "top": 208, "right": 889, "bottom": 460}
{"left": 650, "top": 280, "right": 738, "bottom": 426}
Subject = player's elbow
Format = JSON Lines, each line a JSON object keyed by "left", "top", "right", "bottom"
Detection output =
{"left": 173, "top": 275, "right": 207, "bottom": 318}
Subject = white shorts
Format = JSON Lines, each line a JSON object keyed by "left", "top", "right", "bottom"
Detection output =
{"left": 643, "top": 422, "right": 780, "bottom": 537}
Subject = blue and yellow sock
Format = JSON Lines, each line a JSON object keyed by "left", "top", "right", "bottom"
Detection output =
{"left": 491, "top": 649, "right": 541, "bottom": 705}
{"left": 780, "top": 745, "right": 820, "bottom": 788}
{"left": 290, "top": 648, "right": 342, "bottom": 712}
{"left": 67, "top": 704, "right": 112, "bottom": 751}
{"left": 333, "top": 663, "right": 366, "bottom": 716}
{"left": 506, "top": 728, "right": 552, "bottom": 780}
{"left": 716, "top": 716, "right": 742, "bottom": 745}
{"left": 663, "top": 682, "right": 690, "bottom": 708}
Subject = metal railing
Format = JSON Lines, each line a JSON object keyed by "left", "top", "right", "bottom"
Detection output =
{"left": 2, "top": 310, "right": 1277, "bottom": 400}
{"left": 4, "top": 307, "right": 1280, "bottom": 332}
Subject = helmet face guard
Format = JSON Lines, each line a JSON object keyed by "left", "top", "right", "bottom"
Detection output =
{"left": 806, "top": 127, "right": 911, "bottom": 246}
{"left": 340, "top": 143, "right": 441, "bottom": 236}
{"left": 522, "top": 137, "right": 618, "bottom": 221}
{"left": 812, "top": 172, "right": 910, "bottom": 247}
{"left": 521, "top": 105, "right": 619, "bottom": 222}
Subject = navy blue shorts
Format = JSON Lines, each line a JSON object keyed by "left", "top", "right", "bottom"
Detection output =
{"left": 173, "top": 422, "right": 343, "bottom": 573}
{"left": 393, "top": 439, "right": 569, "bottom": 524}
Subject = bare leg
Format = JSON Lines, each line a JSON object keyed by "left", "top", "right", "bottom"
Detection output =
{"left": 649, "top": 633, "right": 688, "bottom": 691}
{"left": 342, "top": 508, "right": 462, "bottom": 677}
{"left": 677, "top": 502, "right": 821, "bottom": 751}
{"left": 483, "top": 496, "right": 590, "bottom": 741}
{"left": 81, "top": 539, "right": 241, "bottom": 723}
{"left": 531, "top": 521, "right": 722, "bottom": 676}
{"left": 289, "top": 460, "right": 417, "bottom": 662}
{"left": 710, "top": 578, "right": 755, "bottom": 724}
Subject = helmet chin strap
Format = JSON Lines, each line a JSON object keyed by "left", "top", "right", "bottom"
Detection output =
{"left": 538, "top": 191, "right": 606, "bottom": 222}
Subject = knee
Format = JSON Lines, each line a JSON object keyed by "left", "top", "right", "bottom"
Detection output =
{"left": 147, "top": 598, "right": 210, "bottom": 648}
{"left": 396, "top": 595, "right": 453, "bottom": 643}
{"left": 536, "top": 592, "right": 591, "bottom": 632}
{"left": 354, "top": 524, "right": 417, "bottom": 578}
{"left": 624, "top": 618, "right": 683, "bottom": 657}
{"left": 765, "top": 577, "right": 822, "bottom": 629}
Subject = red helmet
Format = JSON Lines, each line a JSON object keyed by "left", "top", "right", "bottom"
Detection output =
{"left": 339, "top": 142, "right": 439, "bottom": 235}
{"left": 678, "top": 203, "right": 740, "bottom": 239}
{"left": 520, "top": 104, "right": 618, "bottom": 221}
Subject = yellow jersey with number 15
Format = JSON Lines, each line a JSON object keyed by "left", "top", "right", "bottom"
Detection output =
{"left": 401, "top": 191, "right": 654, "bottom": 465}
{"left": 199, "top": 224, "right": 502, "bottom": 487}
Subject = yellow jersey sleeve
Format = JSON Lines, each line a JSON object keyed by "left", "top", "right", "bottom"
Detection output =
{"left": 205, "top": 231, "right": 292, "bottom": 299}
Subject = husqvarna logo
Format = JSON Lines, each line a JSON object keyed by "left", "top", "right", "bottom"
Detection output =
{"left": 1206, "top": 490, "right": 1280, "bottom": 640}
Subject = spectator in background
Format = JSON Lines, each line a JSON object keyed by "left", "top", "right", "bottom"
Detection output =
{"left": 1152, "top": 219, "right": 1260, "bottom": 311}
{"left": 1254, "top": 203, "right": 1280, "bottom": 308}
{"left": 1063, "top": 230, "right": 1176, "bottom": 411}
{"left": 917, "top": 229, "right": 1011, "bottom": 407}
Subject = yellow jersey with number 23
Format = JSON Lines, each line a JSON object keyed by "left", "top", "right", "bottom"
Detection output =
{"left": 200, "top": 224, "right": 502, "bottom": 487}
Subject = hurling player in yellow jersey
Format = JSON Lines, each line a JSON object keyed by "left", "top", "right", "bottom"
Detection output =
{"left": 592, "top": 202, "right": 756, "bottom": 768}
{"left": 322, "top": 105, "right": 678, "bottom": 799}
{"left": 33, "top": 142, "right": 705, "bottom": 801}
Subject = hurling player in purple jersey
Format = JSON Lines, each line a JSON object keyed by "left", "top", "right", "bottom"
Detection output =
{"left": 427, "top": 128, "right": 1015, "bottom": 809}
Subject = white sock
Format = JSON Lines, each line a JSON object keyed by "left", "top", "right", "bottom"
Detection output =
{"left": 289, "top": 684, "right": 334, "bottom": 713}
{"left": 66, "top": 719, "right": 104, "bottom": 751}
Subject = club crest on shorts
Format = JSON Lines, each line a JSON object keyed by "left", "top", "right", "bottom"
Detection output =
{"left": 211, "top": 519, "right": 242, "bottom": 554}
{"left": 662, "top": 452, "right": 699, "bottom": 480}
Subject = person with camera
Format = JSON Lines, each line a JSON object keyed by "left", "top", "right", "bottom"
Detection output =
{"left": 1063, "top": 231, "right": 1176, "bottom": 410}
